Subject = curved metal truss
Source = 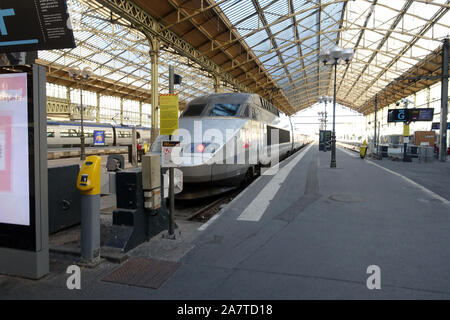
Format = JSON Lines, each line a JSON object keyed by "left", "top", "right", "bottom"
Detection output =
{"left": 39, "top": 0, "right": 237, "bottom": 110}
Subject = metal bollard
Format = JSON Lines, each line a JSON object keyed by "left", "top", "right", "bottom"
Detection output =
{"left": 76, "top": 156, "right": 102, "bottom": 265}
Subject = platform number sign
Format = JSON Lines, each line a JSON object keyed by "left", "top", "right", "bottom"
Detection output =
{"left": 388, "top": 108, "right": 434, "bottom": 123}
{"left": 162, "top": 141, "right": 181, "bottom": 168}
{"left": 388, "top": 109, "right": 407, "bottom": 122}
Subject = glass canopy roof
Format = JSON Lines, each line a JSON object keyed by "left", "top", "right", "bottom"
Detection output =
{"left": 39, "top": 0, "right": 450, "bottom": 115}
{"left": 39, "top": 0, "right": 235, "bottom": 106}
{"left": 217, "top": 0, "right": 449, "bottom": 114}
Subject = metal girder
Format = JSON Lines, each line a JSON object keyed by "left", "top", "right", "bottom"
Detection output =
{"left": 96, "top": 0, "right": 250, "bottom": 93}
{"left": 358, "top": 44, "right": 445, "bottom": 114}
{"left": 165, "top": 0, "right": 267, "bottom": 95}
{"left": 250, "top": 0, "right": 293, "bottom": 86}
{"left": 354, "top": 0, "right": 450, "bottom": 109}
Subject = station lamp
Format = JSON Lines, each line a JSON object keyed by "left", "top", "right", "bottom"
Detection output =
{"left": 69, "top": 66, "right": 94, "bottom": 160}
{"left": 318, "top": 45, "right": 354, "bottom": 168}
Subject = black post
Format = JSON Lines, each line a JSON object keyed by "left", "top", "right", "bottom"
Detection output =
{"left": 80, "top": 82, "right": 86, "bottom": 161}
{"left": 168, "top": 65, "right": 175, "bottom": 237}
{"left": 374, "top": 94, "right": 377, "bottom": 156}
{"left": 330, "top": 61, "right": 337, "bottom": 168}
{"left": 439, "top": 37, "right": 449, "bottom": 162}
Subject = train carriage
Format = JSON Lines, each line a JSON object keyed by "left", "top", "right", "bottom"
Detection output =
{"left": 151, "top": 93, "right": 310, "bottom": 199}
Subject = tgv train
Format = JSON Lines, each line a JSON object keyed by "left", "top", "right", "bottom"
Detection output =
{"left": 46, "top": 120, "right": 151, "bottom": 147}
{"left": 151, "top": 93, "right": 311, "bottom": 198}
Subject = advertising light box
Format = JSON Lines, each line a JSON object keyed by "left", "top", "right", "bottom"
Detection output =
{"left": 93, "top": 130, "right": 105, "bottom": 146}
{"left": 0, "top": 73, "right": 30, "bottom": 226}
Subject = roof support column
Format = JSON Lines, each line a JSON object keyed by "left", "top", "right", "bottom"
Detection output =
{"left": 439, "top": 37, "right": 449, "bottom": 162}
{"left": 149, "top": 36, "right": 160, "bottom": 146}
{"left": 214, "top": 74, "right": 220, "bottom": 93}
{"left": 139, "top": 101, "right": 143, "bottom": 127}
{"left": 96, "top": 93, "right": 100, "bottom": 123}
{"left": 120, "top": 97, "right": 124, "bottom": 125}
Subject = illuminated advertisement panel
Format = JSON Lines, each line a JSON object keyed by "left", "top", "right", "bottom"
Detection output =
{"left": 93, "top": 130, "right": 105, "bottom": 146}
{"left": 0, "top": 73, "right": 30, "bottom": 226}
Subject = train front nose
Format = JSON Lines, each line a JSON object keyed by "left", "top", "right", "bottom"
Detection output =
{"left": 177, "top": 141, "right": 221, "bottom": 184}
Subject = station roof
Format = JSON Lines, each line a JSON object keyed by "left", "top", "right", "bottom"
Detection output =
{"left": 40, "top": 0, "right": 450, "bottom": 116}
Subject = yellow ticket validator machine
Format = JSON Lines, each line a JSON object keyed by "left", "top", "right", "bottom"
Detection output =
{"left": 76, "top": 156, "right": 102, "bottom": 265}
{"left": 77, "top": 156, "right": 102, "bottom": 195}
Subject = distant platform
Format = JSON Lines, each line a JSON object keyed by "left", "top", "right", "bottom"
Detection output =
{"left": 47, "top": 146, "right": 128, "bottom": 160}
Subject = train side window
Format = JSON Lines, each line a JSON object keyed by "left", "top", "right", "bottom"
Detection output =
{"left": 47, "top": 131, "right": 55, "bottom": 138}
{"left": 252, "top": 108, "right": 259, "bottom": 121}
{"left": 242, "top": 105, "right": 250, "bottom": 118}
{"left": 118, "top": 131, "right": 132, "bottom": 138}
{"left": 60, "top": 129, "right": 79, "bottom": 138}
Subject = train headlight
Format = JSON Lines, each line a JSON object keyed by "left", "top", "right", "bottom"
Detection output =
{"left": 196, "top": 143, "right": 205, "bottom": 153}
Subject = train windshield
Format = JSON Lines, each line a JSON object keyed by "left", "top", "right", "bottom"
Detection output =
{"left": 182, "top": 104, "right": 206, "bottom": 117}
{"left": 209, "top": 103, "right": 241, "bottom": 117}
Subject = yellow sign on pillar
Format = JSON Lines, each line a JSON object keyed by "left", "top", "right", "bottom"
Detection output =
{"left": 403, "top": 124, "right": 410, "bottom": 137}
{"left": 160, "top": 94, "right": 179, "bottom": 135}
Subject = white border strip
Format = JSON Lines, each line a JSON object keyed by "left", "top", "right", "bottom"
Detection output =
{"left": 198, "top": 211, "right": 224, "bottom": 231}
{"left": 237, "top": 143, "right": 314, "bottom": 222}
{"left": 198, "top": 143, "right": 315, "bottom": 230}
{"left": 367, "top": 159, "right": 450, "bottom": 208}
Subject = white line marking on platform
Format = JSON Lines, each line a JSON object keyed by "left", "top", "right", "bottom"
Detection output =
{"left": 367, "top": 160, "right": 450, "bottom": 208}
{"left": 237, "top": 143, "right": 314, "bottom": 222}
{"left": 338, "top": 147, "right": 359, "bottom": 158}
{"left": 198, "top": 211, "right": 224, "bottom": 231}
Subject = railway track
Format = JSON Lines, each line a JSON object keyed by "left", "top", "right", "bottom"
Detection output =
{"left": 187, "top": 187, "right": 244, "bottom": 222}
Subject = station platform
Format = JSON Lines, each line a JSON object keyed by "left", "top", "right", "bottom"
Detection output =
{"left": 2, "top": 143, "right": 450, "bottom": 299}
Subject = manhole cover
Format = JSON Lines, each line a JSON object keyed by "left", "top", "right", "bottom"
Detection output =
{"left": 329, "top": 194, "right": 366, "bottom": 203}
{"left": 103, "top": 258, "right": 180, "bottom": 289}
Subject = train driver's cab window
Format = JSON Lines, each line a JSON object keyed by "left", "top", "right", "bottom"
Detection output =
{"left": 241, "top": 105, "right": 250, "bottom": 118}
{"left": 251, "top": 108, "right": 259, "bottom": 121}
{"left": 209, "top": 103, "right": 240, "bottom": 117}
{"left": 182, "top": 104, "right": 206, "bottom": 117}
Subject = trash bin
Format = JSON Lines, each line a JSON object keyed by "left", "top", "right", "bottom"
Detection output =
{"left": 380, "top": 145, "right": 389, "bottom": 157}
{"left": 360, "top": 141, "right": 368, "bottom": 159}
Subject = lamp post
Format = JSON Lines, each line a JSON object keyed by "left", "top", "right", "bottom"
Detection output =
{"left": 69, "top": 66, "right": 93, "bottom": 160}
{"left": 319, "top": 96, "right": 332, "bottom": 151}
{"left": 319, "top": 46, "right": 354, "bottom": 168}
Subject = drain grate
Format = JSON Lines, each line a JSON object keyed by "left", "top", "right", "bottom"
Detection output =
{"left": 329, "top": 194, "right": 366, "bottom": 203}
{"left": 103, "top": 258, "right": 180, "bottom": 289}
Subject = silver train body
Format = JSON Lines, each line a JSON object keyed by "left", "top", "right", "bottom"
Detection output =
{"left": 151, "top": 93, "right": 311, "bottom": 198}
{"left": 46, "top": 121, "right": 151, "bottom": 147}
